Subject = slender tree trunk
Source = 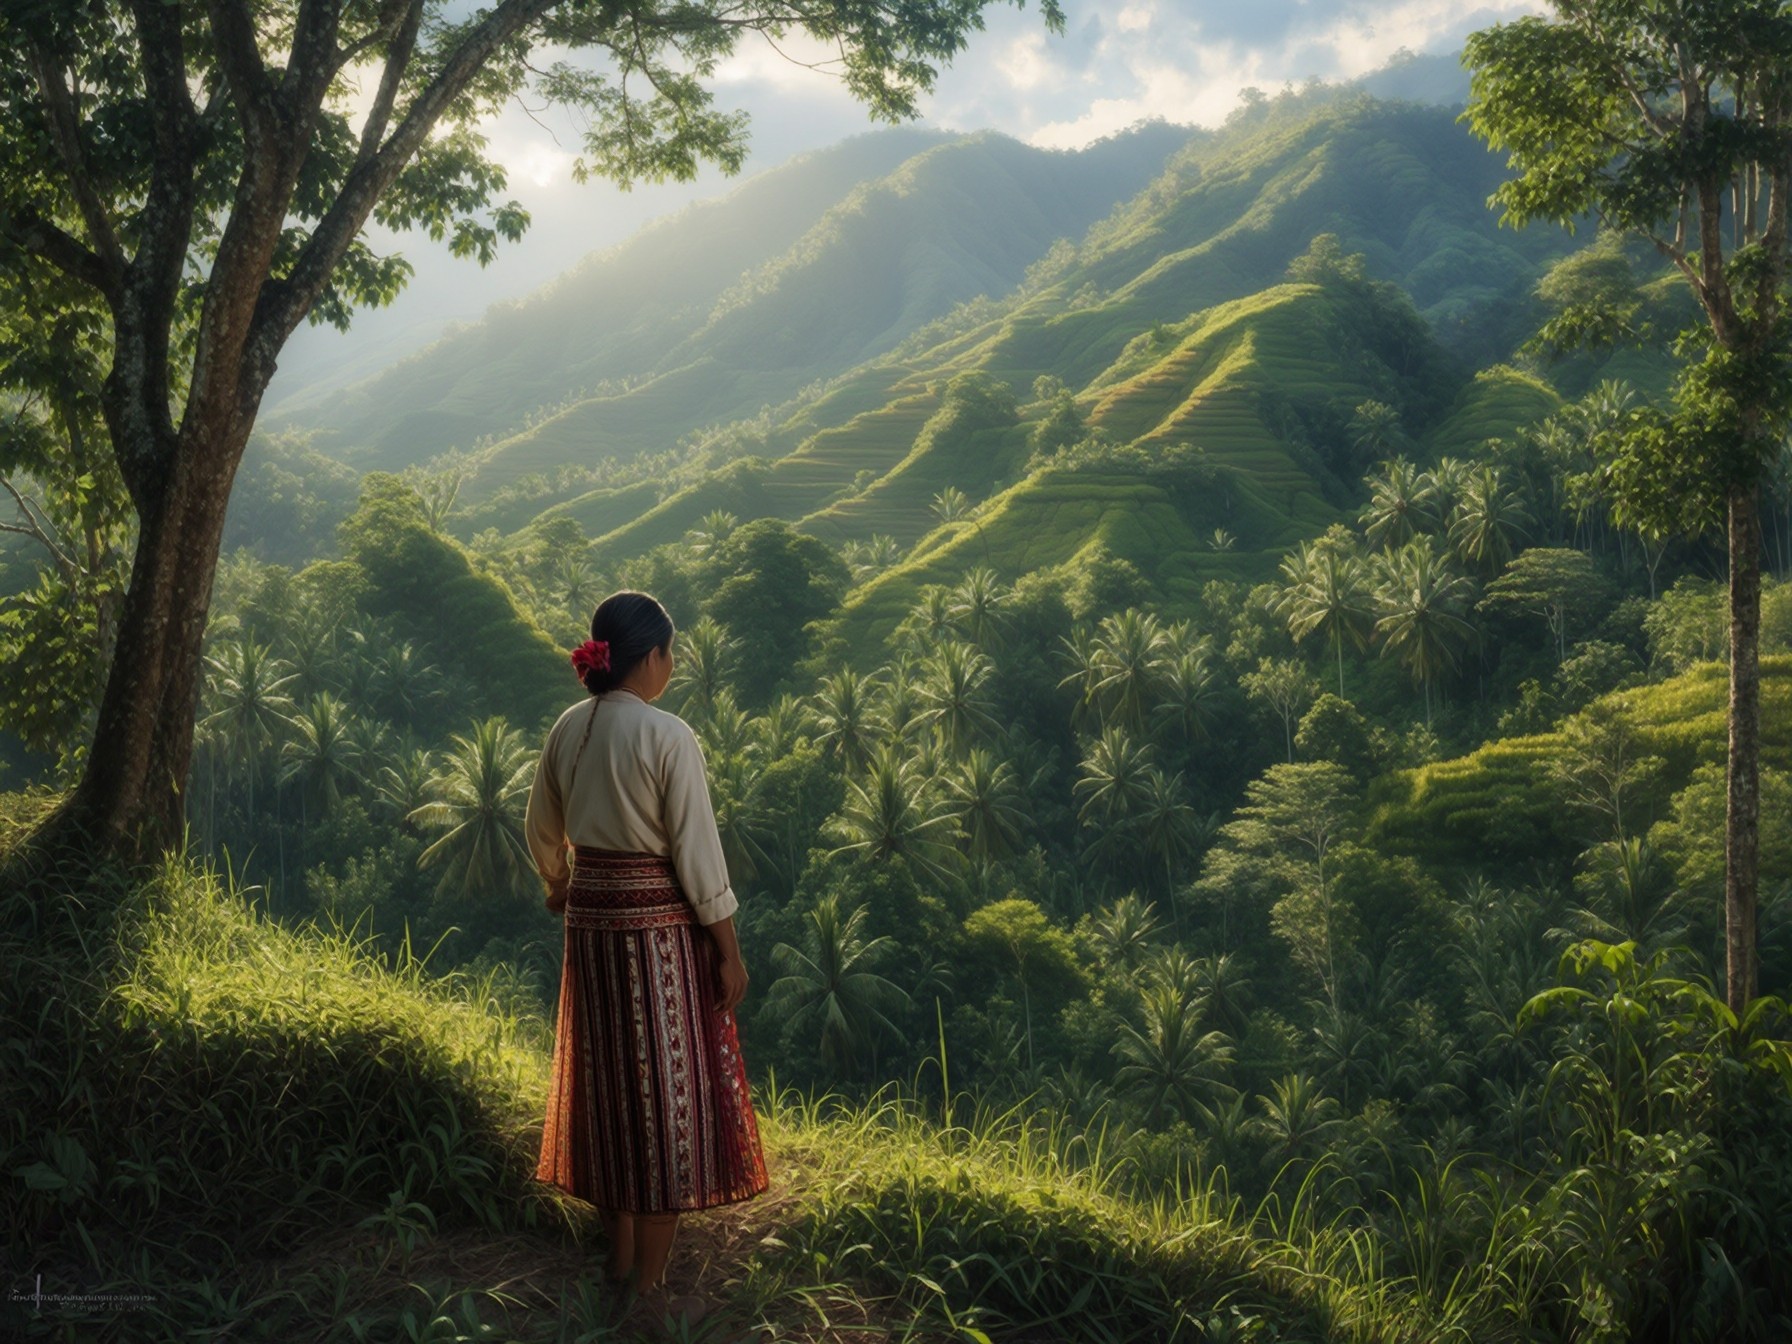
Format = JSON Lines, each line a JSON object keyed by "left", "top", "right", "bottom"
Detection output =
{"left": 1726, "top": 483, "right": 1762, "bottom": 1011}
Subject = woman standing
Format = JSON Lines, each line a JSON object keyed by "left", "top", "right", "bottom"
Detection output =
{"left": 525, "top": 591, "right": 769, "bottom": 1322}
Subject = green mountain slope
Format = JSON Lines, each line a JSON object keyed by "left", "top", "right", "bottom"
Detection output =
{"left": 276, "top": 124, "right": 1189, "bottom": 496}
{"left": 455, "top": 125, "right": 1190, "bottom": 501}
{"left": 818, "top": 279, "right": 1444, "bottom": 656}
{"left": 524, "top": 94, "right": 1591, "bottom": 671}
{"left": 274, "top": 127, "right": 949, "bottom": 467}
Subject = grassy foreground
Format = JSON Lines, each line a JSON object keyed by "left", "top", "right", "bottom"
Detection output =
{"left": 1, "top": 794, "right": 1453, "bottom": 1344}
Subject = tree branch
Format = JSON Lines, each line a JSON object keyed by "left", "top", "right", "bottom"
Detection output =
{"left": 337, "top": 0, "right": 420, "bottom": 79}
{"left": 284, "top": 0, "right": 349, "bottom": 116}
{"left": 3, "top": 208, "right": 118, "bottom": 298}
{"left": 0, "top": 477, "right": 78, "bottom": 583}
{"left": 23, "top": 44, "right": 126, "bottom": 279}
{"left": 249, "top": 0, "right": 567, "bottom": 364}
{"left": 205, "top": 0, "right": 278, "bottom": 140}
{"left": 354, "top": 0, "right": 425, "bottom": 168}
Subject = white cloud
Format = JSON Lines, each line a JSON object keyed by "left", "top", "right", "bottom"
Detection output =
{"left": 926, "top": 0, "right": 1552, "bottom": 147}
{"left": 1114, "top": 4, "right": 1155, "bottom": 35}
{"left": 997, "top": 31, "right": 1060, "bottom": 92}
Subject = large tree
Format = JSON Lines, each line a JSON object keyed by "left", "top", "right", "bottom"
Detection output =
{"left": 0, "top": 0, "right": 1060, "bottom": 856}
{"left": 1465, "top": 0, "right": 1792, "bottom": 1008}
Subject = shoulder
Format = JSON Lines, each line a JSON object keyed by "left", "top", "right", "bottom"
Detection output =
{"left": 641, "top": 703, "right": 699, "bottom": 745}
{"left": 548, "top": 698, "right": 596, "bottom": 737}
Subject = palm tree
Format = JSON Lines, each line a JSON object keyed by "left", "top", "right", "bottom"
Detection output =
{"left": 826, "top": 743, "right": 961, "bottom": 886}
{"left": 1074, "top": 725, "right": 1156, "bottom": 834}
{"left": 948, "top": 565, "right": 1007, "bottom": 648}
{"left": 1447, "top": 465, "right": 1531, "bottom": 576}
{"left": 377, "top": 743, "right": 436, "bottom": 828}
{"left": 1111, "top": 983, "right": 1236, "bottom": 1126}
{"left": 409, "top": 716, "right": 537, "bottom": 897}
{"left": 842, "top": 533, "right": 903, "bottom": 582}
{"left": 931, "top": 485, "right": 971, "bottom": 525}
{"left": 1370, "top": 536, "right": 1477, "bottom": 727}
{"left": 915, "top": 640, "right": 1000, "bottom": 756}
{"left": 279, "top": 603, "right": 343, "bottom": 700}
{"left": 706, "top": 749, "right": 773, "bottom": 886}
{"left": 1276, "top": 540, "right": 1373, "bottom": 698}
{"left": 1349, "top": 399, "right": 1407, "bottom": 462}
{"left": 697, "top": 687, "right": 757, "bottom": 764}
{"left": 1091, "top": 607, "right": 1170, "bottom": 732}
{"left": 1250, "top": 1073, "right": 1343, "bottom": 1168}
{"left": 202, "top": 636, "right": 297, "bottom": 816}
{"left": 408, "top": 468, "right": 462, "bottom": 532}
{"left": 912, "top": 585, "right": 958, "bottom": 640}
{"left": 943, "top": 746, "right": 1029, "bottom": 862}
{"left": 1417, "top": 455, "right": 1473, "bottom": 524}
{"left": 1192, "top": 952, "right": 1254, "bottom": 1038}
{"left": 670, "top": 615, "right": 738, "bottom": 722}
{"left": 873, "top": 656, "right": 926, "bottom": 746}
{"left": 686, "top": 509, "right": 739, "bottom": 561}
{"left": 1150, "top": 648, "right": 1221, "bottom": 745}
{"left": 370, "top": 638, "right": 445, "bottom": 726}
{"left": 753, "top": 693, "right": 808, "bottom": 759}
{"left": 1308, "top": 1006, "right": 1385, "bottom": 1111}
{"left": 811, "top": 667, "right": 878, "bottom": 772}
{"left": 1358, "top": 457, "right": 1438, "bottom": 551}
{"left": 1131, "top": 766, "right": 1202, "bottom": 908}
{"left": 1140, "top": 943, "right": 1206, "bottom": 1003}
{"left": 279, "top": 693, "right": 361, "bottom": 816}
{"left": 1087, "top": 892, "right": 1163, "bottom": 970}
{"left": 1056, "top": 625, "right": 1104, "bottom": 731}
{"left": 768, "top": 893, "right": 911, "bottom": 1076}
{"left": 553, "top": 551, "right": 601, "bottom": 623}
{"left": 1560, "top": 836, "right": 1691, "bottom": 951}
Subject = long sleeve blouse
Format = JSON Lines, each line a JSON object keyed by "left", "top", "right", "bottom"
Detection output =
{"left": 523, "top": 689, "right": 739, "bottom": 927}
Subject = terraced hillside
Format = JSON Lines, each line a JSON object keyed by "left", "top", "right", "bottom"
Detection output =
{"left": 820, "top": 280, "right": 1439, "bottom": 656}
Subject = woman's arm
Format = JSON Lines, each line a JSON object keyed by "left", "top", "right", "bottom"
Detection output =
{"left": 661, "top": 724, "right": 740, "bottom": 927}
{"left": 523, "top": 720, "right": 572, "bottom": 912}
{"left": 662, "top": 722, "right": 748, "bottom": 1009}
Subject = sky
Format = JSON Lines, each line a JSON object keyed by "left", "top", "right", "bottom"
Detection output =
{"left": 264, "top": 0, "right": 1546, "bottom": 414}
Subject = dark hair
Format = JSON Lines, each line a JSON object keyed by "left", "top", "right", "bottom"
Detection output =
{"left": 581, "top": 590, "right": 675, "bottom": 695}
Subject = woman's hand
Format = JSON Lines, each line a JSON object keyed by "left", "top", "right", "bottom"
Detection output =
{"left": 716, "top": 954, "right": 748, "bottom": 1015}
{"left": 704, "top": 916, "right": 748, "bottom": 1013}
{"left": 544, "top": 879, "right": 569, "bottom": 916}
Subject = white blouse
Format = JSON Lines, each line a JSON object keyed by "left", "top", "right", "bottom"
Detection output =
{"left": 523, "top": 689, "right": 739, "bottom": 927}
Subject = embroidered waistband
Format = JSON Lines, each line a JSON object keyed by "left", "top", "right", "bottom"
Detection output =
{"left": 565, "top": 848, "right": 690, "bottom": 929}
{"left": 564, "top": 900, "right": 693, "bottom": 932}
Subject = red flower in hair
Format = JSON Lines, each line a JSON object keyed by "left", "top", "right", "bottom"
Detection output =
{"left": 571, "top": 639, "right": 611, "bottom": 679}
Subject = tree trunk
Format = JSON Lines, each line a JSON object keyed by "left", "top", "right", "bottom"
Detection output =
{"left": 1725, "top": 482, "right": 1762, "bottom": 1012}
{"left": 54, "top": 426, "right": 244, "bottom": 857}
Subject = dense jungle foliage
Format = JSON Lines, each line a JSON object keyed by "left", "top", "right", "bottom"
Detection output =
{"left": 5, "top": 75, "right": 1792, "bottom": 1343}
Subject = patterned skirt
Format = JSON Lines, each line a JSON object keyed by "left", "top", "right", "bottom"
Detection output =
{"left": 535, "top": 847, "right": 770, "bottom": 1213}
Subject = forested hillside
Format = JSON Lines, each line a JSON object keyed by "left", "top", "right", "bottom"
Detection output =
{"left": 9, "top": 62, "right": 1792, "bottom": 1344}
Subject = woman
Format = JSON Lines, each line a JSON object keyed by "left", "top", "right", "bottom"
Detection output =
{"left": 525, "top": 590, "right": 769, "bottom": 1323}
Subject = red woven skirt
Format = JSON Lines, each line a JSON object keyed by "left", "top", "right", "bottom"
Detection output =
{"left": 535, "top": 847, "right": 769, "bottom": 1213}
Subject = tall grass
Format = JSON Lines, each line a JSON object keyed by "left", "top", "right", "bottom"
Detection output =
{"left": 1, "top": 803, "right": 1510, "bottom": 1342}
